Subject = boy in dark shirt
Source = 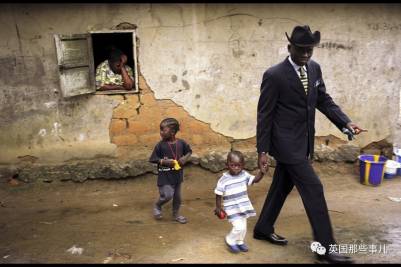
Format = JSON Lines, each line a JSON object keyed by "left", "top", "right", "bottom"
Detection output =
{"left": 149, "top": 118, "right": 192, "bottom": 224}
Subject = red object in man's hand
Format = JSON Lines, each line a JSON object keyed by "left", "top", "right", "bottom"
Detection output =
{"left": 218, "top": 210, "right": 226, "bottom": 219}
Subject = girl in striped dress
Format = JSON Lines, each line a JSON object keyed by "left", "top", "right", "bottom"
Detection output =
{"left": 214, "top": 150, "right": 265, "bottom": 253}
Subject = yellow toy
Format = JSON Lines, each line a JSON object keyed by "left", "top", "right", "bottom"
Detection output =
{"left": 173, "top": 160, "right": 181, "bottom": 170}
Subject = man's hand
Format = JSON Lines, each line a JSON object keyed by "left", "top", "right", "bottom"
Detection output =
{"left": 346, "top": 122, "right": 367, "bottom": 135}
{"left": 258, "top": 152, "right": 269, "bottom": 174}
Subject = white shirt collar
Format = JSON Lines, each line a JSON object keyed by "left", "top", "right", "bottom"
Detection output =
{"left": 288, "top": 56, "right": 307, "bottom": 74}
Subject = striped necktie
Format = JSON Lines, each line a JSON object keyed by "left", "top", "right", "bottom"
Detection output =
{"left": 299, "top": 67, "right": 308, "bottom": 95}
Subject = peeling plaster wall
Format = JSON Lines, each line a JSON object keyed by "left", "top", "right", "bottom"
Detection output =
{"left": 0, "top": 3, "right": 400, "bottom": 165}
{"left": 395, "top": 87, "right": 401, "bottom": 147}
{"left": 0, "top": 4, "right": 123, "bottom": 163}
{"left": 140, "top": 4, "right": 401, "bottom": 146}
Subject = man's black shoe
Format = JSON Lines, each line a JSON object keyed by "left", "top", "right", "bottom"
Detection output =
{"left": 316, "top": 252, "right": 354, "bottom": 264}
{"left": 253, "top": 232, "right": 288, "bottom": 245}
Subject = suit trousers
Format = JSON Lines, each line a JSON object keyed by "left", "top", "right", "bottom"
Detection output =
{"left": 254, "top": 161, "right": 335, "bottom": 248}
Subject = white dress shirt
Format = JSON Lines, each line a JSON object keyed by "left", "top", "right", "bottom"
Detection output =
{"left": 288, "top": 56, "right": 307, "bottom": 79}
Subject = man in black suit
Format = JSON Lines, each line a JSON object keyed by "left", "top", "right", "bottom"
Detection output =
{"left": 254, "top": 25, "right": 366, "bottom": 264}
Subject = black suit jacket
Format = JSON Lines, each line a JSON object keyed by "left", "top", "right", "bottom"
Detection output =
{"left": 256, "top": 57, "right": 351, "bottom": 164}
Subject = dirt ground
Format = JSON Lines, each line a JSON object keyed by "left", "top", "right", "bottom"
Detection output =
{"left": 1, "top": 162, "right": 401, "bottom": 264}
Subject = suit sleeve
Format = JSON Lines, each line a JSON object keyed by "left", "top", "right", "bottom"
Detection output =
{"left": 256, "top": 71, "right": 279, "bottom": 153}
{"left": 315, "top": 67, "right": 351, "bottom": 131}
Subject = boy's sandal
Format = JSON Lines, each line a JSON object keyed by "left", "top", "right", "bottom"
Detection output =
{"left": 237, "top": 243, "right": 249, "bottom": 252}
{"left": 174, "top": 215, "right": 187, "bottom": 224}
{"left": 224, "top": 239, "right": 240, "bottom": 253}
{"left": 153, "top": 207, "right": 162, "bottom": 220}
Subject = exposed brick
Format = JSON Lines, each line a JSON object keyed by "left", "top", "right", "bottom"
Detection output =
{"left": 126, "top": 95, "right": 141, "bottom": 105}
{"left": 127, "top": 120, "right": 158, "bottom": 135}
{"left": 140, "top": 93, "right": 158, "bottom": 107}
{"left": 139, "top": 104, "right": 164, "bottom": 116}
{"left": 138, "top": 133, "right": 162, "bottom": 146}
{"left": 112, "top": 100, "right": 138, "bottom": 119}
{"left": 163, "top": 106, "right": 187, "bottom": 119}
{"left": 140, "top": 86, "right": 152, "bottom": 94}
{"left": 138, "top": 75, "right": 149, "bottom": 90}
{"left": 111, "top": 75, "right": 232, "bottom": 161}
{"left": 181, "top": 120, "right": 210, "bottom": 134}
{"left": 190, "top": 134, "right": 203, "bottom": 145}
{"left": 110, "top": 119, "right": 127, "bottom": 135}
{"left": 111, "top": 134, "right": 138, "bottom": 146}
{"left": 128, "top": 106, "right": 155, "bottom": 121}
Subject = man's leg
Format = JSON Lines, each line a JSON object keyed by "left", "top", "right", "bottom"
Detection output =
{"left": 254, "top": 163, "right": 294, "bottom": 235}
{"left": 285, "top": 161, "right": 335, "bottom": 249}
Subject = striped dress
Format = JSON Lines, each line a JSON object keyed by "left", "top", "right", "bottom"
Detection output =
{"left": 214, "top": 170, "right": 256, "bottom": 222}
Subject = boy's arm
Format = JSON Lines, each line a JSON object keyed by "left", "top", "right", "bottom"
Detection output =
{"left": 178, "top": 151, "right": 192, "bottom": 166}
{"left": 252, "top": 170, "right": 265, "bottom": 184}
{"left": 160, "top": 158, "right": 175, "bottom": 167}
{"left": 214, "top": 194, "right": 223, "bottom": 216}
{"left": 149, "top": 144, "right": 161, "bottom": 164}
{"left": 178, "top": 140, "right": 193, "bottom": 166}
{"left": 149, "top": 143, "right": 174, "bottom": 167}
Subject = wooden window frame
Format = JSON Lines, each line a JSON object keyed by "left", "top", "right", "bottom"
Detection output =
{"left": 54, "top": 29, "right": 139, "bottom": 98}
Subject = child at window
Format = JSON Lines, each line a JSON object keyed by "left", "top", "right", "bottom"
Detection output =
{"left": 214, "top": 150, "right": 265, "bottom": 253}
{"left": 149, "top": 118, "right": 192, "bottom": 224}
{"left": 95, "top": 47, "right": 134, "bottom": 90}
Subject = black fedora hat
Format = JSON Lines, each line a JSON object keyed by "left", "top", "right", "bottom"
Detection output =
{"left": 285, "top": 25, "right": 320, "bottom": 47}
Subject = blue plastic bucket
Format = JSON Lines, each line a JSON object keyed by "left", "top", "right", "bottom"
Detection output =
{"left": 358, "top": 155, "right": 387, "bottom": 186}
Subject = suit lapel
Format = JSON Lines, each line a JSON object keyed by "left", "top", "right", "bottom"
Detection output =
{"left": 284, "top": 58, "right": 307, "bottom": 100}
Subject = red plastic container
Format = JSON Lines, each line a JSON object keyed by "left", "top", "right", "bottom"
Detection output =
{"left": 218, "top": 210, "right": 226, "bottom": 219}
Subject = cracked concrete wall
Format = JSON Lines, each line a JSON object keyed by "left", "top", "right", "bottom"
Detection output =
{"left": 0, "top": 3, "right": 400, "bottom": 165}
{"left": 395, "top": 87, "right": 401, "bottom": 148}
{"left": 110, "top": 75, "right": 231, "bottom": 161}
{"left": 140, "top": 4, "right": 401, "bottom": 147}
